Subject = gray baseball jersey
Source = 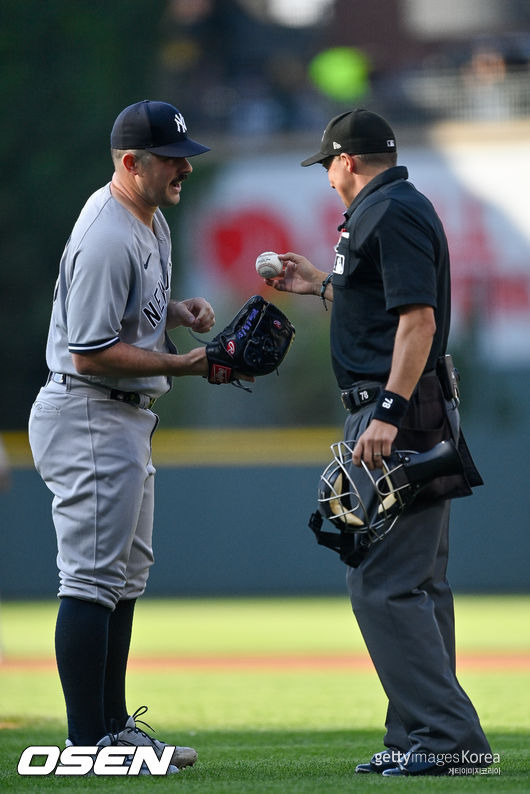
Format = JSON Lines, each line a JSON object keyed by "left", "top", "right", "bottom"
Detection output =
{"left": 46, "top": 183, "right": 175, "bottom": 398}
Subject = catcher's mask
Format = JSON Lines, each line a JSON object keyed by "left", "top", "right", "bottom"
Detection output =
{"left": 311, "top": 439, "right": 464, "bottom": 551}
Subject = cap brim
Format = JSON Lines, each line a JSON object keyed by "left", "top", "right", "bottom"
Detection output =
{"left": 146, "top": 138, "right": 210, "bottom": 157}
{"left": 300, "top": 151, "right": 327, "bottom": 167}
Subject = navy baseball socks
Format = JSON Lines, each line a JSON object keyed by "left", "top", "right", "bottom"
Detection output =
{"left": 55, "top": 596, "right": 197, "bottom": 767}
{"left": 55, "top": 596, "right": 138, "bottom": 743}
{"left": 55, "top": 596, "right": 111, "bottom": 744}
{"left": 104, "top": 597, "right": 136, "bottom": 732}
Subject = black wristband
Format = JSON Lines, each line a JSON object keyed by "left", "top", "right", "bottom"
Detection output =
{"left": 372, "top": 390, "right": 409, "bottom": 428}
{"left": 320, "top": 273, "right": 333, "bottom": 310}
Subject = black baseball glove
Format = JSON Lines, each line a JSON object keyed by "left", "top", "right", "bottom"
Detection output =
{"left": 206, "top": 295, "right": 295, "bottom": 386}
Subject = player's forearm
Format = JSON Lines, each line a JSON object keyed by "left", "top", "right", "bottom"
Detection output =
{"left": 72, "top": 341, "right": 208, "bottom": 379}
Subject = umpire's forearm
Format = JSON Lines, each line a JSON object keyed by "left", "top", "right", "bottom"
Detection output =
{"left": 385, "top": 305, "right": 436, "bottom": 398}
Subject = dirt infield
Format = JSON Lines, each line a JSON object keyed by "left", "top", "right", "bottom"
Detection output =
{"left": 2, "top": 652, "right": 529, "bottom": 673}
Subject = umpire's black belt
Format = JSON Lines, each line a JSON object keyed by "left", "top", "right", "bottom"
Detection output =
{"left": 48, "top": 372, "right": 156, "bottom": 410}
{"left": 341, "top": 381, "right": 383, "bottom": 412}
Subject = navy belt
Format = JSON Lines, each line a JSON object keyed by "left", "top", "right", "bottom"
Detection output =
{"left": 341, "top": 381, "right": 383, "bottom": 412}
{"left": 48, "top": 372, "right": 156, "bottom": 410}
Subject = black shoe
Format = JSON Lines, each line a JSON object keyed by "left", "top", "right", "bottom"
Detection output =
{"left": 356, "top": 762, "right": 396, "bottom": 774}
{"left": 383, "top": 759, "right": 492, "bottom": 777}
{"left": 355, "top": 750, "right": 403, "bottom": 774}
{"left": 382, "top": 755, "right": 454, "bottom": 777}
{"left": 383, "top": 763, "right": 447, "bottom": 776}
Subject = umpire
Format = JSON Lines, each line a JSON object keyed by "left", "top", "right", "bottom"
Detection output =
{"left": 270, "top": 109, "right": 491, "bottom": 776}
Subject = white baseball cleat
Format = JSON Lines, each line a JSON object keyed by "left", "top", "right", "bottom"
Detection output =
{"left": 64, "top": 734, "right": 179, "bottom": 775}
{"left": 115, "top": 705, "right": 198, "bottom": 769}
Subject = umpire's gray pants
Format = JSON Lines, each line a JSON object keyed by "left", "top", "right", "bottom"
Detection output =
{"left": 344, "top": 405, "right": 490, "bottom": 758}
{"left": 29, "top": 379, "right": 157, "bottom": 609}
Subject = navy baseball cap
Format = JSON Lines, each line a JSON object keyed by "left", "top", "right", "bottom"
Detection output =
{"left": 301, "top": 108, "right": 396, "bottom": 166}
{"left": 111, "top": 100, "right": 210, "bottom": 157}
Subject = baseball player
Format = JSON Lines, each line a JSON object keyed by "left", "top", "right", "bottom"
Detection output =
{"left": 269, "top": 109, "right": 491, "bottom": 776}
{"left": 28, "top": 100, "right": 251, "bottom": 772}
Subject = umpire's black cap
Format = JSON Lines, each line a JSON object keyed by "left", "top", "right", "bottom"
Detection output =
{"left": 301, "top": 108, "right": 396, "bottom": 166}
{"left": 111, "top": 100, "right": 210, "bottom": 157}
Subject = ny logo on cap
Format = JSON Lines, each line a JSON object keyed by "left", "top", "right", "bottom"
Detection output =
{"left": 386, "top": 139, "right": 395, "bottom": 147}
{"left": 174, "top": 112, "right": 187, "bottom": 133}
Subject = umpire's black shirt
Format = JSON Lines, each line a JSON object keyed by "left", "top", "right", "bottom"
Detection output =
{"left": 330, "top": 166, "right": 451, "bottom": 389}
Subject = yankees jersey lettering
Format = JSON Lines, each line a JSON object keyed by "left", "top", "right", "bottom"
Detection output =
{"left": 46, "top": 184, "right": 175, "bottom": 398}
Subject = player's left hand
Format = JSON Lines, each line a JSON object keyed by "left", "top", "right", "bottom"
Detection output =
{"left": 168, "top": 298, "right": 215, "bottom": 333}
{"left": 353, "top": 419, "right": 398, "bottom": 470}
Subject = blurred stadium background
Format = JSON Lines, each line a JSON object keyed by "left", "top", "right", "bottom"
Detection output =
{"left": 1, "top": 0, "right": 529, "bottom": 597}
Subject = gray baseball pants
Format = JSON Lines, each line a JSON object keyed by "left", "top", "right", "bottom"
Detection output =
{"left": 29, "top": 378, "right": 157, "bottom": 609}
{"left": 344, "top": 404, "right": 490, "bottom": 758}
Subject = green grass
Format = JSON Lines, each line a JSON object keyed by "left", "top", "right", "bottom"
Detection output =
{"left": 3, "top": 594, "right": 529, "bottom": 658}
{"left": 0, "top": 596, "right": 529, "bottom": 792}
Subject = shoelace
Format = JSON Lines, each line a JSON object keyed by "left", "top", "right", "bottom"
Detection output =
{"left": 122, "top": 705, "right": 158, "bottom": 744}
{"left": 101, "top": 730, "right": 120, "bottom": 746}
